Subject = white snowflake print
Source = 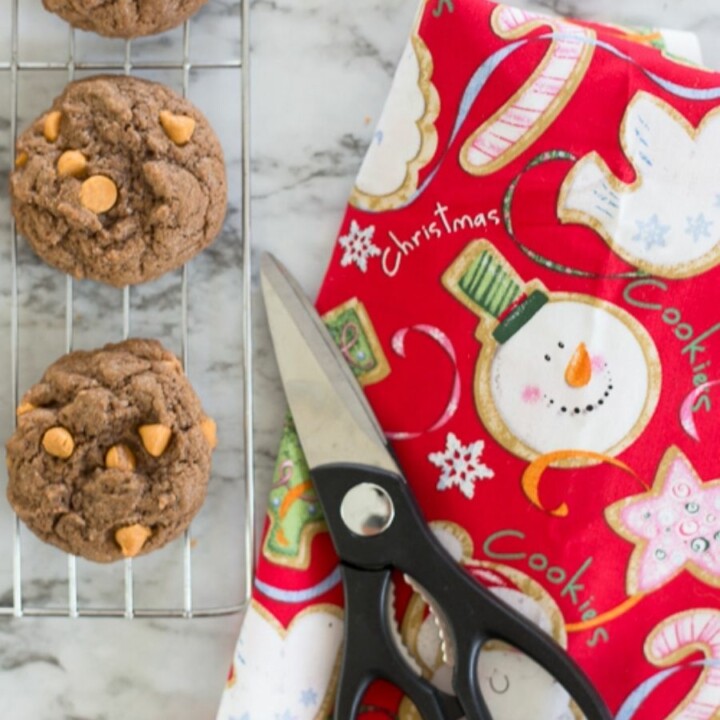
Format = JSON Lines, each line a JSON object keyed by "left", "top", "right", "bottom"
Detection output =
{"left": 428, "top": 432, "right": 494, "bottom": 499}
{"left": 338, "top": 220, "right": 380, "bottom": 272}
{"left": 632, "top": 214, "right": 670, "bottom": 250}
{"left": 685, "top": 212, "right": 713, "bottom": 243}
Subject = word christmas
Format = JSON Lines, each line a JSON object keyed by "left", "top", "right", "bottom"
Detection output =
{"left": 381, "top": 201, "right": 501, "bottom": 277}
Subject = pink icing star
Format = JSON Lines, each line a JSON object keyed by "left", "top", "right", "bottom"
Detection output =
{"left": 606, "top": 447, "right": 720, "bottom": 595}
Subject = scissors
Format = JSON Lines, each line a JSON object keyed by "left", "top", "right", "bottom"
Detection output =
{"left": 260, "top": 253, "right": 613, "bottom": 720}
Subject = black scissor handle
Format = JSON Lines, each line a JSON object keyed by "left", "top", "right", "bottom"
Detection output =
{"left": 312, "top": 463, "right": 613, "bottom": 720}
{"left": 336, "top": 564, "right": 465, "bottom": 720}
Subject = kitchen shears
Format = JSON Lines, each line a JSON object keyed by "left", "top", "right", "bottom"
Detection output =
{"left": 260, "top": 253, "right": 613, "bottom": 720}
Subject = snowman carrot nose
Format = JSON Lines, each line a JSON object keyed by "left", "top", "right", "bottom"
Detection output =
{"left": 565, "top": 343, "right": 592, "bottom": 388}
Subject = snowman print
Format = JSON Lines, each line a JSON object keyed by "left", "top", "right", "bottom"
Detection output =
{"left": 399, "top": 537, "right": 582, "bottom": 720}
{"left": 443, "top": 241, "right": 661, "bottom": 464}
{"left": 484, "top": 296, "right": 659, "bottom": 460}
{"left": 406, "top": 592, "right": 580, "bottom": 720}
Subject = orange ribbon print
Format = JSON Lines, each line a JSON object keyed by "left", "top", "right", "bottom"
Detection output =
{"left": 566, "top": 593, "right": 647, "bottom": 633}
{"left": 521, "top": 450, "right": 645, "bottom": 517}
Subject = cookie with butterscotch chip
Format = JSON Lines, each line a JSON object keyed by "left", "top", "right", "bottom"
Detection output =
{"left": 10, "top": 75, "right": 226, "bottom": 287}
{"left": 43, "top": 0, "right": 209, "bottom": 39}
{"left": 5, "top": 339, "right": 217, "bottom": 563}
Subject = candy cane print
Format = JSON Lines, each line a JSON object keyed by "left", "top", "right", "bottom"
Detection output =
{"left": 645, "top": 609, "right": 720, "bottom": 720}
{"left": 460, "top": 5, "right": 595, "bottom": 176}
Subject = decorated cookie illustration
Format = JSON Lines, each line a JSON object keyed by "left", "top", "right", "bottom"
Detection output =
{"left": 399, "top": 529, "right": 580, "bottom": 720}
{"left": 216, "top": 601, "right": 343, "bottom": 720}
{"left": 559, "top": 91, "right": 720, "bottom": 279}
{"left": 460, "top": 4, "right": 595, "bottom": 177}
{"left": 262, "top": 416, "right": 326, "bottom": 570}
{"left": 605, "top": 446, "right": 720, "bottom": 595}
{"left": 442, "top": 241, "right": 661, "bottom": 464}
{"left": 639, "top": 609, "right": 720, "bottom": 720}
{"left": 473, "top": 564, "right": 579, "bottom": 720}
{"left": 350, "top": 28, "right": 439, "bottom": 211}
{"left": 321, "top": 297, "right": 391, "bottom": 385}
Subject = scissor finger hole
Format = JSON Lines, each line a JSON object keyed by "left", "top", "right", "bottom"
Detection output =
{"left": 400, "top": 585, "right": 587, "bottom": 720}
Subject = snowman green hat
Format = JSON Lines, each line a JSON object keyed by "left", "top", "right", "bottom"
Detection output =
{"left": 442, "top": 240, "right": 548, "bottom": 343}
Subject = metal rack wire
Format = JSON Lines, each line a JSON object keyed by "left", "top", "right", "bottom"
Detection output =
{"left": 0, "top": 0, "right": 254, "bottom": 618}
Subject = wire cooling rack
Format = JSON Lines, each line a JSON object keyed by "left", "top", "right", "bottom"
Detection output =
{"left": 0, "top": 0, "right": 254, "bottom": 618}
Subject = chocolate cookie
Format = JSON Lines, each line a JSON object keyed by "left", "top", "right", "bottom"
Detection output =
{"left": 5, "top": 339, "right": 218, "bottom": 563}
{"left": 42, "top": 0, "right": 209, "bottom": 39}
{"left": 11, "top": 75, "right": 226, "bottom": 287}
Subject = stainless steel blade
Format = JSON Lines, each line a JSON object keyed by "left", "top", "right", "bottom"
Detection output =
{"left": 260, "top": 253, "right": 399, "bottom": 474}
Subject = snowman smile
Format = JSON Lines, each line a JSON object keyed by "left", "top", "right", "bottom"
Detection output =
{"left": 488, "top": 672, "right": 511, "bottom": 694}
{"left": 549, "top": 377, "right": 614, "bottom": 416}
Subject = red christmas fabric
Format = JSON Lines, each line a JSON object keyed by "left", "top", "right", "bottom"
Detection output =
{"left": 219, "top": 2, "right": 720, "bottom": 718}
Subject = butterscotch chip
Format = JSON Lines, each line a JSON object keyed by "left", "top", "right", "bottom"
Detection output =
{"left": 157, "top": 493, "right": 174, "bottom": 511}
{"left": 15, "top": 152, "right": 28, "bottom": 168}
{"left": 16, "top": 402, "right": 35, "bottom": 416}
{"left": 139, "top": 423, "right": 172, "bottom": 457}
{"left": 105, "top": 444, "right": 137, "bottom": 471}
{"left": 200, "top": 417, "right": 218, "bottom": 450}
{"left": 80, "top": 175, "right": 117, "bottom": 214}
{"left": 43, "top": 111, "right": 62, "bottom": 142}
{"left": 159, "top": 111, "right": 196, "bottom": 146}
{"left": 42, "top": 427, "right": 75, "bottom": 459}
{"left": 10, "top": 76, "right": 227, "bottom": 287}
{"left": 42, "top": 0, "right": 210, "bottom": 39}
{"left": 115, "top": 524, "right": 152, "bottom": 557}
{"left": 57, "top": 150, "right": 87, "bottom": 178}
{"left": 5, "top": 339, "right": 212, "bottom": 563}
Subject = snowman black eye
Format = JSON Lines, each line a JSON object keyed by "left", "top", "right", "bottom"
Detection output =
{"left": 558, "top": 342, "right": 565, "bottom": 349}
{"left": 544, "top": 354, "right": 551, "bottom": 362}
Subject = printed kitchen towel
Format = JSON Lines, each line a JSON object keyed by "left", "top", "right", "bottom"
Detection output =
{"left": 217, "top": 1, "right": 720, "bottom": 718}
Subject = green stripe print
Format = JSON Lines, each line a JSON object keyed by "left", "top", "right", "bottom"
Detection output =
{"left": 459, "top": 250, "right": 520, "bottom": 316}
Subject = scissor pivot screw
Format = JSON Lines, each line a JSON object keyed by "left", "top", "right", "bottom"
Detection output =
{"left": 340, "top": 482, "right": 395, "bottom": 537}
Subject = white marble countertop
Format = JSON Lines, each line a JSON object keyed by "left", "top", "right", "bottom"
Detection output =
{"left": 0, "top": 0, "right": 718, "bottom": 718}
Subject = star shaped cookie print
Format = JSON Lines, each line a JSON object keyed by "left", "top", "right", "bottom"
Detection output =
{"left": 605, "top": 447, "right": 720, "bottom": 595}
